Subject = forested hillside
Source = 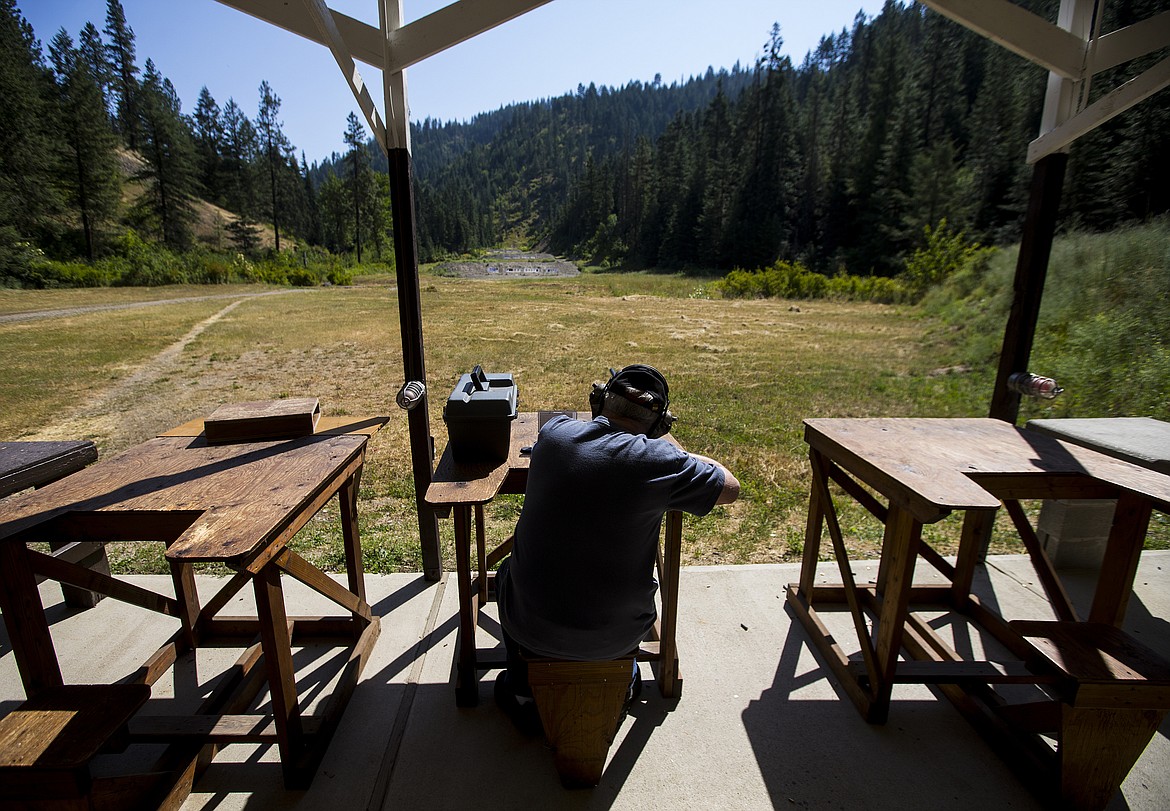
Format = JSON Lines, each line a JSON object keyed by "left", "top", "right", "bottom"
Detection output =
{"left": 3, "top": 0, "right": 1168, "bottom": 286}
{"left": 363, "top": 0, "right": 1165, "bottom": 273}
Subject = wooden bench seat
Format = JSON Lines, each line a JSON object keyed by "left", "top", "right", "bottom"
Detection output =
{"left": 1011, "top": 620, "right": 1170, "bottom": 810}
{"left": 0, "top": 684, "right": 150, "bottom": 809}
{"left": 525, "top": 657, "right": 636, "bottom": 788}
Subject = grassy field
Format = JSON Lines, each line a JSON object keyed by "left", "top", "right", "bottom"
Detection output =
{"left": 1, "top": 268, "right": 1157, "bottom": 575}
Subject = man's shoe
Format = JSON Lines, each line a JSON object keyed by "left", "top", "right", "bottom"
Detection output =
{"left": 494, "top": 671, "right": 542, "bottom": 736}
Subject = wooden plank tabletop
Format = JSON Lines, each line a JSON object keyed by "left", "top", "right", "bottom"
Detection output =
{"left": 803, "top": 418, "right": 1170, "bottom": 523}
{"left": 0, "top": 441, "right": 98, "bottom": 499}
{"left": 426, "top": 412, "right": 545, "bottom": 506}
{"left": 0, "top": 433, "right": 372, "bottom": 564}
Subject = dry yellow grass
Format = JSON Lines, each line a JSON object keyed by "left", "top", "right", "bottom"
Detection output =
{"left": 2, "top": 274, "right": 1016, "bottom": 575}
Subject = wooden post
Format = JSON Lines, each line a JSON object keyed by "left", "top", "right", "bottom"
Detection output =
{"left": 387, "top": 146, "right": 441, "bottom": 582}
{"left": 988, "top": 151, "right": 1068, "bottom": 424}
{"left": 380, "top": 0, "right": 441, "bottom": 582}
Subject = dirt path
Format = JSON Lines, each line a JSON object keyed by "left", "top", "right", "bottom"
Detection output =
{"left": 21, "top": 296, "right": 283, "bottom": 446}
{"left": 0, "top": 288, "right": 309, "bottom": 324}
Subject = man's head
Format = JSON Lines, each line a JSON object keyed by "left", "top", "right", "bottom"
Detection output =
{"left": 590, "top": 364, "right": 676, "bottom": 437}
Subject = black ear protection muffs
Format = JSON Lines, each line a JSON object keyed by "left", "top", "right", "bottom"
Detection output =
{"left": 589, "top": 364, "right": 677, "bottom": 438}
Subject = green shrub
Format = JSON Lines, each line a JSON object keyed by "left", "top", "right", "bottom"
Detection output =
{"left": 327, "top": 267, "right": 354, "bottom": 286}
{"left": 901, "top": 220, "right": 993, "bottom": 300}
{"left": 714, "top": 259, "right": 911, "bottom": 304}
{"left": 287, "top": 266, "right": 319, "bottom": 286}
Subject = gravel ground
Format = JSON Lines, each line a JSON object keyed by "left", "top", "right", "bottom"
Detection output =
{"left": 436, "top": 250, "right": 578, "bottom": 279}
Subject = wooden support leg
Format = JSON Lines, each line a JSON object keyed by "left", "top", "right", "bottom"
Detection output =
{"left": 252, "top": 564, "right": 306, "bottom": 788}
{"left": 798, "top": 449, "right": 828, "bottom": 597}
{"left": 657, "top": 510, "right": 683, "bottom": 699}
{"left": 339, "top": 466, "right": 368, "bottom": 633}
{"left": 475, "top": 505, "right": 487, "bottom": 604}
{"left": 453, "top": 505, "right": 479, "bottom": 707}
{"left": 953, "top": 508, "right": 996, "bottom": 609}
{"left": 0, "top": 542, "right": 63, "bottom": 699}
{"left": 870, "top": 505, "right": 922, "bottom": 725}
{"left": 1089, "top": 491, "right": 1151, "bottom": 626}
{"left": 169, "top": 559, "right": 202, "bottom": 649}
{"left": 1058, "top": 706, "right": 1167, "bottom": 811}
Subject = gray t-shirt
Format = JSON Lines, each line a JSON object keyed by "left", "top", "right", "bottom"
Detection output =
{"left": 497, "top": 415, "right": 725, "bottom": 659}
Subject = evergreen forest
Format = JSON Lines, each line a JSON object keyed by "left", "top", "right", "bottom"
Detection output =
{"left": 2, "top": 0, "right": 1169, "bottom": 288}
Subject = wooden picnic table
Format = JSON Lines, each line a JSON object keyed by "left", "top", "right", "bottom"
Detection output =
{"left": 786, "top": 417, "right": 1170, "bottom": 809}
{"left": 426, "top": 411, "right": 684, "bottom": 707}
{"left": 0, "top": 414, "right": 386, "bottom": 804}
{"left": 0, "top": 440, "right": 106, "bottom": 608}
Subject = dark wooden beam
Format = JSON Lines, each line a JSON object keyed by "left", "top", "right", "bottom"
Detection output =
{"left": 988, "top": 151, "right": 1068, "bottom": 424}
{"left": 387, "top": 147, "right": 442, "bottom": 581}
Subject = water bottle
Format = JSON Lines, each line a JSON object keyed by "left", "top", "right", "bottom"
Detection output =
{"left": 1007, "top": 372, "right": 1063, "bottom": 400}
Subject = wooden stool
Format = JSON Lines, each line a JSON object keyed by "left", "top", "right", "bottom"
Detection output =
{"left": 0, "top": 684, "right": 150, "bottom": 810}
{"left": 1012, "top": 620, "right": 1170, "bottom": 811}
{"left": 525, "top": 657, "right": 636, "bottom": 788}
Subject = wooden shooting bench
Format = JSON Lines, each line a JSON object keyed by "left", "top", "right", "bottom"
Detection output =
{"left": 0, "top": 411, "right": 386, "bottom": 808}
{"left": 786, "top": 417, "right": 1170, "bottom": 810}
{"left": 0, "top": 441, "right": 106, "bottom": 609}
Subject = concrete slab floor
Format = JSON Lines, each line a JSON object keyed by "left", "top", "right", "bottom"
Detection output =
{"left": 1, "top": 553, "right": 1167, "bottom": 810}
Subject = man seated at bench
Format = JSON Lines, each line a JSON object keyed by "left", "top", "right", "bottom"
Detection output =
{"left": 494, "top": 364, "right": 739, "bottom": 732}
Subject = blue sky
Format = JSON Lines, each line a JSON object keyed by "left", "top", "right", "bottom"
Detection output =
{"left": 23, "top": 1, "right": 886, "bottom": 164}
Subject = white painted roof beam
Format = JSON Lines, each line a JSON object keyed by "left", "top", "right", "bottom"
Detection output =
{"left": 919, "top": 0, "right": 1086, "bottom": 79}
{"left": 380, "top": 0, "right": 410, "bottom": 152}
{"left": 1092, "top": 10, "right": 1170, "bottom": 73}
{"left": 383, "top": 0, "right": 554, "bottom": 73}
{"left": 1028, "top": 53, "right": 1170, "bottom": 163}
{"left": 215, "top": 0, "right": 553, "bottom": 72}
{"left": 214, "top": 0, "right": 384, "bottom": 66}
{"left": 300, "top": 0, "right": 388, "bottom": 152}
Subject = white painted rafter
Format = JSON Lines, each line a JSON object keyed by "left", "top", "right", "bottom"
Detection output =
{"left": 300, "top": 0, "right": 388, "bottom": 151}
{"left": 382, "top": 0, "right": 554, "bottom": 73}
{"left": 380, "top": 0, "right": 410, "bottom": 152}
{"left": 919, "top": 0, "right": 1086, "bottom": 79}
{"left": 215, "top": 0, "right": 384, "bottom": 66}
{"left": 1093, "top": 10, "right": 1170, "bottom": 73}
{"left": 214, "top": 0, "right": 555, "bottom": 153}
{"left": 1027, "top": 53, "right": 1170, "bottom": 162}
{"left": 214, "top": 0, "right": 552, "bottom": 71}
{"left": 921, "top": 0, "right": 1170, "bottom": 162}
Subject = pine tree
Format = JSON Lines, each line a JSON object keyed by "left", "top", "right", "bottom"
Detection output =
{"left": 255, "top": 81, "right": 290, "bottom": 252}
{"left": 0, "top": 0, "right": 62, "bottom": 275}
{"left": 193, "top": 86, "right": 224, "bottom": 206}
{"left": 103, "top": 0, "right": 139, "bottom": 149}
{"left": 221, "top": 98, "right": 257, "bottom": 217}
{"left": 300, "top": 152, "right": 321, "bottom": 246}
{"left": 317, "top": 173, "right": 350, "bottom": 253}
{"left": 76, "top": 22, "right": 111, "bottom": 122}
{"left": 342, "top": 112, "right": 371, "bottom": 261}
{"left": 135, "top": 58, "right": 198, "bottom": 249}
{"left": 48, "top": 28, "right": 121, "bottom": 260}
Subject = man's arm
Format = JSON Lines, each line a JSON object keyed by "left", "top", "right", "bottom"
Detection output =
{"left": 690, "top": 453, "right": 740, "bottom": 505}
